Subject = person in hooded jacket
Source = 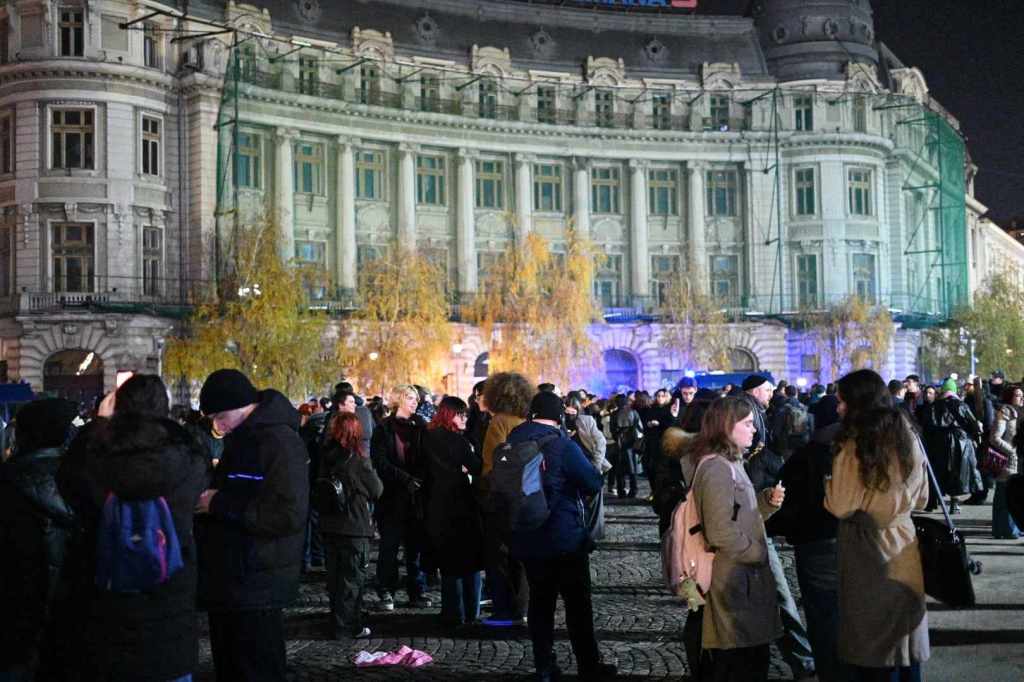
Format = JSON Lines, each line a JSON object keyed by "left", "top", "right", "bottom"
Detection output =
{"left": 423, "top": 396, "right": 485, "bottom": 628}
{"left": 193, "top": 369, "right": 309, "bottom": 682}
{"left": 319, "top": 411, "right": 383, "bottom": 639}
{"left": 919, "top": 378, "right": 983, "bottom": 514}
{"left": 56, "top": 375, "right": 207, "bottom": 682}
{"left": 0, "top": 399, "right": 80, "bottom": 682}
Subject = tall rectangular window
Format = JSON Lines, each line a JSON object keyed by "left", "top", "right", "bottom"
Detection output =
{"left": 477, "top": 251, "right": 502, "bottom": 284}
{"left": 420, "top": 74, "right": 440, "bottom": 112}
{"left": 710, "top": 95, "right": 729, "bottom": 128}
{"left": 794, "top": 95, "right": 813, "bottom": 131}
{"left": 0, "top": 219, "right": 11, "bottom": 297}
{"left": 478, "top": 78, "right": 498, "bottom": 119}
{"left": 51, "top": 109, "right": 94, "bottom": 170}
{"left": 594, "top": 254, "right": 622, "bottom": 308}
{"left": 797, "top": 254, "right": 818, "bottom": 308}
{"left": 648, "top": 169, "right": 678, "bottom": 216}
{"left": 853, "top": 96, "right": 867, "bottom": 133}
{"left": 794, "top": 167, "right": 816, "bottom": 216}
{"left": 293, "top": 142, "right": 323, "bottom": 194}
{"left": 848, "top": 168, "right": 873, "bottom": 216}
{"left": 0, "top": 112, "right": 12, "bottom": 174}
{"left": 52, "top": 223, "right": 94, "bottom": 293}
{"left": 142, "top": 226, "right": 162, "bottom": 296}
{"left": 706, "top": 169, "right": 738, "bottom": 217}
{"left": 141, "top": 116, "right": 160, "bottom": 176}
{"left": 651, "top": 254, "right": 680, "bottom": 307}
{"left": 475, "top": 159, "right": 504, "bottom": 209}
{"left": 652, "top": 92, "right": 671, "bottom": 130}
{"left": 709, "top": 254, "right": 740, "bottom": 306}
{"left": 298, "top": 56, "right": 319, "bottom": 96}
{"left": 537, "top": 85, "right": 556, "bottom": 124}
{"left": 236, "top": 43, "right": 257, "bottom": 81}
{"left": 416, "top": 154, "right": 447, "bottom": 206}
{"left": 591, "top": 166, "right": 620, "bottom": 214}
{"left": 295, "top": 240, "right": 327, "bottom": 299}
{"left": 359, "top": 64, "right": 380, "bottom": 105}
{"left": 533, "top": 163, "right": 562, "bottom": 212}
{"left": 0, "top": 18, "right": 8, "bottom": 65}
{"left": 852, "top": 253, "right": 876, "bottom": 302}
{"left": 143, "top": 24, "right": 159, "bottom": 68}
{"left": 59, "top": 9, "right": 85, "bottom": 57}
{"left": 595, "top": 89, "right": 614, "bottom": 127}
{"left": 235, "top": 132, "right": 261, "bottom": 189}
{"left": 356, "top": 150, "right": 384, "bottom": 200}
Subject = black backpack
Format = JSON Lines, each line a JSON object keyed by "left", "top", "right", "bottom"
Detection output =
{"left": 311, "top": 450, "right": 348, "bottom": 516}
{"left": 487, "top": 433, "right": 559, "bottom": 534}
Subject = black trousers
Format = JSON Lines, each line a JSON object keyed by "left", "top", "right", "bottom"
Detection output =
{"left": 208, "top": 609, "right": 286, "bottom": 682}
{"left": 523, "top": 551, "right": 601, "bottom": 675}
{"left": 707, "top": 644, "right": 770, "bottom": 682}
{"left": 324, "top": 535, "right": 369, "bottom": 636}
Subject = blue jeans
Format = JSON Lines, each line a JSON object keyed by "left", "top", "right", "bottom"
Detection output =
{"left": 767, "top": 539, "right": 816, "bottom": 678}
{"left": 795, "top": 540, "right": 852, "bottom": 682}
{"left": 441, "top": 570, "right": 482, "bottom": 624}
{"left": 850, "top": 662, "right": 921, "bottom": 682}
{"left": 992, "top": 480, "right": 1021, "bottom": 538}
{"left": 376, "top": 517, "right": 425, "bottom": 600}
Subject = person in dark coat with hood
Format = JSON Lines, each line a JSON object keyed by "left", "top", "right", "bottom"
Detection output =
{"left": 56, "top": 375, "right": 207, "bottom": 682}
{"left": 423, "top": 396, "right": 484, "bottom": 628}
{"left": 193, "top": 369, "right": 309, "bottom": 682}
{"left": 920, "top": 378, "right": 983, "bottom": 514}
{"left": 0, "top": 399, "right": 79, "bottom": 681}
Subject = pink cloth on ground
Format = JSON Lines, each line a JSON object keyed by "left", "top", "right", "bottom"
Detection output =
{"left": 354, "top": 645, "right": 434, "bottom": 668}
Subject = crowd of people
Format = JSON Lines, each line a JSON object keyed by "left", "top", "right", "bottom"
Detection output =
{"left": 0, "top": 364, "right": 1020, "bottom": 682}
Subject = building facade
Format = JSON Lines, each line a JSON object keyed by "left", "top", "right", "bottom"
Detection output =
{"left": 1, "top": 0, "right": 1023, "bottom": 400}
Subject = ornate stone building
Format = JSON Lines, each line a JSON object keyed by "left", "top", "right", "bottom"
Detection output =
{"left": 0, "top": 0, "right": 1021, "bottom": 400}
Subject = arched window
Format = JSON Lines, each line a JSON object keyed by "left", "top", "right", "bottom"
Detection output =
{"left": 473, "top": 352, "right": 490, "bottom": 378}
{"left": 603, "top": 349, "right": 638, "bottom": 391}
{"left": 43, "top": 349, "right": 104, "bottom": 406}
{"left": 727, "top": 347, "right": 758, "bottom": 372}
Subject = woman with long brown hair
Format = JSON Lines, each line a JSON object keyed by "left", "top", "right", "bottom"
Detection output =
{"left": 825, "top": 369, "right": 929, "bottom": 681}
{"left": 319, "top": 411, "right": 383, "bottom": 640}
{"left": 689, "top": 396, "right": 784, "bottom": 681}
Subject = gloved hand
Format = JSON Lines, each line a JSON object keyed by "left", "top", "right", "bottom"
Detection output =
{"left": 405, "top": 477, "right": 423, "bottom": 495}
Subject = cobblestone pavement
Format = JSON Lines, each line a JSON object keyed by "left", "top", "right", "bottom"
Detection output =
{"left": 196, "top": 481, "right": 800, "bottom": 680}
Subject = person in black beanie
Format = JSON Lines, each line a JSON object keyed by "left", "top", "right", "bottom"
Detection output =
{"left": 194, "top": 369, "right": 309, "bottom": 682}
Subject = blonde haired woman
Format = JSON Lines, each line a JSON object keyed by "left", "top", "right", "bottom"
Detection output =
{"left": 689, "top": 397, "right": 784, "bottom": 681}
{"left": 370, "top": 383, "right": 430, "bottom": 611}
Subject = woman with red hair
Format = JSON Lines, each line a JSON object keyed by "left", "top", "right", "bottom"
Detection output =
{"left": 318, "top": 411, "right": 383, "bottom": 640}
{"left": 424, "top": 396, "right": 484, "bottom": 629}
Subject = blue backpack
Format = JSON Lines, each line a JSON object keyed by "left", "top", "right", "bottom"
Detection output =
{"left": 95, "top": 493, "right": 184, "bottom": 593}
{"left": 488, "top": 432, "right": 560, "bottom": 534}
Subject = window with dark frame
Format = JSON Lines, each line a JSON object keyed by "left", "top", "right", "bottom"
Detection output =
{"left": 797, "top": 253, "right": 818, "bottom": 308}
{"left": 141, "top": 116, "right": 160, "bottom": 176}
{"left": 420, "top": 74, "right": 440, "bottom": 112}
{"left": 52, "top": 223, "right": 94, "bottom": 293}
{"left": 359, "top": 64, "right": 381, "bottom": 105}
{"left": 706, "top": 169, "right": 738, "bottom": 217}
{"left": 795, "top": 167, "right": 816, "bottom": 216}
{"left": 0, "top": 113, "right": 12, "bottom": 174}
{"left": 293, "top": 142, "right": 323, "bottom": 194}
{"left": 355, "top": 150, "right": 384, "bottom": 200}
{"left": 848, "top": 168, "right": 873, "bottom": 216}
{"left": 0, "top": 219, "right": 11, "bottom": 297}
{"left": 652, "top": 92, "right": 671, "bottom": 130}
{"left": 710, "top": 95, "right": 729, "bottom": 127}
{"left": 60, "top": 8, "right": 85, "bottom": 57}
{"left": 143, "top": 24, "right": 159, "bottom": 68}
{"left": 591, "top": 166, "right": 620, "bottom": 214}
{"left": 794, "top": 95, "right": 813, "bottom": 131}
{"left": 533, "top": 163, "right": 562, "bottom": 212}
{"left": 537, "top": 85, "right": 556, "bottom": 124}
{"left": 594, "top": 254, "right": 623, "bottom": 308}
{"left": 651, "top": 254, "right": 680, "bottom": 307}
{"left": 709, "top": 254, "right": 740, "bottom": 306}
{"left": 235, "top": 132, "right": 261, "bottom": 189}
{"left": 142, "top": 226, "right": 162, "bottom": 296}
{"left": 852, "top": 253, "right": 876, "bottom": 302}
{"left": 298, "top": 56, "right": 319, "bottom": 96}
{"left": 295, "top": 240, "right": 327, "bottom": 299}
{"left": 416, "top": 154, "right": 447, "bottom": 206}
{"left": 648, "top": 168, "right": 678, "bottom": 216}
{"left": 51, "top": 109, "right": 94, "bottom": 170}
{"left": 475, "top": 159, "right": 504, "bottom": 209}
{"left": 478, "top": 78, "right": 498, "bottom": 119}
{"left": 595, "top": 89, "right": 614, "bottom": 127}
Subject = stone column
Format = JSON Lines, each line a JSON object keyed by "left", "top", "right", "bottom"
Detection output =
{"left": 397, "top": 143, "right": 418, "bottom": 249}
{"left": 457, "top": 148, "right": 478, "bottom": 295}
{"left": 572, "top": 156, "right": 591, "bottom": 238}
{"left": 274, "top": 128, "right": 299, "bottom": 262}
{"left": 514, "top": 153, "right": 533, "bottom": 244}
{"left": 336, "top": 136, "right": 358, "bottom": 293}
{"left": 688, "top": 160, "right": 707, "bottom": 291}
{"left": 629, "top": 159, "right": 650, "bottom": 301}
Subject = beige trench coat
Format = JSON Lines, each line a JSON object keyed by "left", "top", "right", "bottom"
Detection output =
{"left": 692, "top": 454, "right": 783, "bottom": 650}
{"left": 825, "top": 429, "right": 931, "bottom": 668}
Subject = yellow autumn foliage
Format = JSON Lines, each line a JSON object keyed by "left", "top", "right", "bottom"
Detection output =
{"left": 657, "top": 263, "right": 732, "bottom": 371}
{"left": 799, "top": 295, "right": 894, "bottom": 381}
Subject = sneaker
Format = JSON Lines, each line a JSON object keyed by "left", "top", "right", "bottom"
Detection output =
{"left": 378, "top": 593, "right": 395, "bottom": 611}
{"left": 409, "top": 596, "right": 433, "bottom": 609}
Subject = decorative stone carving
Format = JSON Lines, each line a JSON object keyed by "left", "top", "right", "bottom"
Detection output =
{"left": 295, "top": 0, "right": 321, "bottom": 24}
{"left": 643, "top": 38, "right": 668, "bottom": 64}
{"left": 414, "top": 14, "right": 439, "bottom": 46}
{"left": 62, "top": 324, "right": 78, "bottom": 336}
{"left": 471, "top": 45, "right": 512, "bottom": 77}
{"left": 63, "top": 202, "right": 78, "bottom": 222}
{"left": 352, "top": 27, "right": 394, "bottom": 61}
{"left": 701, "top": 63, "right": 742, "bottom": 90}
{"left": 586, "top": 57, "right": 625, "bottom": 86}
{"left": 846, "top": 62, "right": 881, "bottom": 93}
{"left": 530, "top": 29, "right": 555, "bottom": 59}
{"left": 890, "top": 67, "right": 929, "bottom": 103}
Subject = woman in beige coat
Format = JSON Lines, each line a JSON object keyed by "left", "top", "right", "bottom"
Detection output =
{"left": 990, "top": 385, "right": 1022, "bottom": 538}
{"left": 825, "top": 369, "right": 929, "bottom": 682}
{"left": 690, "top": 396, "right": 784, "bottom": 681}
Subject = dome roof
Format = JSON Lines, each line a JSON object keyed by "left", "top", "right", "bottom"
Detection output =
{"left": 753, "top": 0, "right": 878, "bottom": 81}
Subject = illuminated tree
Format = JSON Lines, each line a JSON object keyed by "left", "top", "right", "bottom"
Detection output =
{"left": 657, "top": 263, "right": 732, "bottom": 371}
{"left": 335, "top": 242, "right": 452, "bottom": 396}
{"left": 466, "top": 228, "right": 603, "bottom": 388}
{"left": 163, "top": 215, "right": 333, "bottom": 398}
{"left": 800, "top": 296, "right": 894, "bottom": 381}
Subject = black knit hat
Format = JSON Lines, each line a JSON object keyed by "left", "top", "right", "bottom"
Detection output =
{"left": 529, "top": 391, "right": 564, "bottom": 422}
{"left": 200, "top": 369, "right": 258, "bottom": 415}
{"left": 741, "top": 374, "right": 771, "bottom": 391}
{"left": 14, "top": 398, "right": 79, "bottom": 451}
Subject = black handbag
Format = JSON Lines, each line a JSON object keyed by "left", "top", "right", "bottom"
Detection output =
{"left": 913, "top": 451, "right": 982, "bottom": 608}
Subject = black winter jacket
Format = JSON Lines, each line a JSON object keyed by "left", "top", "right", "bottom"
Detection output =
{"left": 0, "top": 446, "right": 77, "bottom": 669}
{"left": 197, "top": 390, "right": 309, "bottom": 612}
{"left": 371, "top": 414, "right": 427, "bottom": 523}
{"left": 57, "top": 414, "right": 208, "bottom": 681}
{"left": 740, "top": 393, "right": 784, "bottom": 492}
{"left": 424, "top": 428, "right": 484, "bottom": 574}
{"left": 765, "top": 424, "right": 841, "bottom": 543}
{"left": 318, "top": 443, "right": 383, "bottom": 538}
